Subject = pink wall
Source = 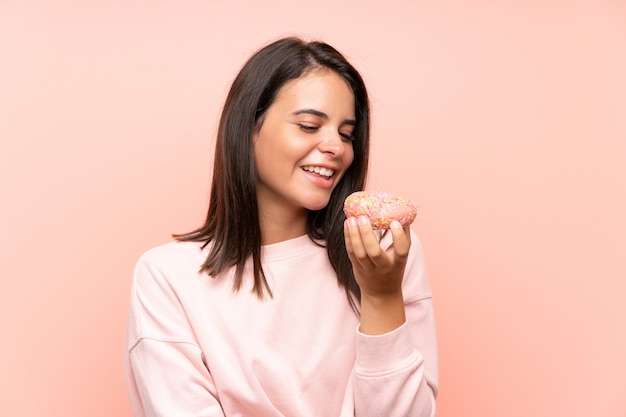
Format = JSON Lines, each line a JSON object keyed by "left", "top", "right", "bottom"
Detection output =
{"left": 1, "top": 1, "right": 625, "bottom": 416}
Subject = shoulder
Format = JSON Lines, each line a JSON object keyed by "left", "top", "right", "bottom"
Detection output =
{"left": 133, "top": 240, "right": 207, "bottom": 285}
{"left": 128, "top": 241, "right": 208, "bottom": 346}
{"left": 137, "top": 240, "right": 205, "bottom": 268}
{"left": 404, "top": 229, "right": 432, "bottom": 302}
{"left": 408, "top": 229, "right": 426, "bottom": 264}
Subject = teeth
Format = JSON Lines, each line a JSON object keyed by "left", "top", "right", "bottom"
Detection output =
{"left": 303, "top": 166, "right": 334, "bottom": 178}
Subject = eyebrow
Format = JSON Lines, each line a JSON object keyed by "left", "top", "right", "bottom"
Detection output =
{"left": 292, "top": 108, "right": 356, "bottom": 126}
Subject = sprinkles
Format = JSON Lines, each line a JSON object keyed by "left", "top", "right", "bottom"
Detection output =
{"left": 343, "top": 191, "right": 417, "bottom": 230}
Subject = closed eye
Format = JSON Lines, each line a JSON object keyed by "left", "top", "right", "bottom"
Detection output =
{"left": 339, "top": 132, "right": 355, "bottom": 142}
{"left": 297, "top": 122, "right": 355, "bottom": 142}
{"left": 298, "top": 124, "right": 319, "bottom": 133}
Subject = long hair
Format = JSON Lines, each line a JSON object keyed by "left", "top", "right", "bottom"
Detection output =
{"left": 175, "top": 37, "right": 370, "bottom": 311}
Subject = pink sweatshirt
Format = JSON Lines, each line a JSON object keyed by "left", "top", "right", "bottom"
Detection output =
{"left": 125, "top": 231, "right": 438, "bottom": 416}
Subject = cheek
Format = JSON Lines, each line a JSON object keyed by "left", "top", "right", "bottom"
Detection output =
{"left": 344, "top": 143, "right": 355, "bottom": 168}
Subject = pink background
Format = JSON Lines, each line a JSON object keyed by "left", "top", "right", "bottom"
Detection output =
{"left": 1, "top": 1, "right": 625, "bottom": 416}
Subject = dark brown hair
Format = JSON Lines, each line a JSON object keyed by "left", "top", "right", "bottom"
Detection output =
{"left": 175, "top": 37, "right": 370, "bottom": 311}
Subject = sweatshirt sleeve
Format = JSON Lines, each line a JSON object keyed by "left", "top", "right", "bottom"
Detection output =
{"left": 353, "top": 231, "right": 439, "bottom": 417}
{"left": 125, "top": 250, "right": 226, "bottom": 417}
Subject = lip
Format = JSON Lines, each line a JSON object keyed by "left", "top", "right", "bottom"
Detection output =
{"left": 301, "top": 163, "right": 339, "bottom": 173}
{"left": 300, "top": 164, "right": 339, "bottom": 189}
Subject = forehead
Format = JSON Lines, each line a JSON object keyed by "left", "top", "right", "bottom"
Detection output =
{"left": 273, "top": 69, "right": 355, "bottom": 110}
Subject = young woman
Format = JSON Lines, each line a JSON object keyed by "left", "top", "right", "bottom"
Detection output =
{"left": 125, "top": 37, "right": 438, "bottom": 417}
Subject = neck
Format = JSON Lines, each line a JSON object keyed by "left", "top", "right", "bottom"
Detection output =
{"left": 258, "top": 207, "right": 308, "bottom": 245}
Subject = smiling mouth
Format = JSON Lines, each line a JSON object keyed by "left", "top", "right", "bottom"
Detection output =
{"left": 302, "top": 166, "right": 335, "bottom": 180}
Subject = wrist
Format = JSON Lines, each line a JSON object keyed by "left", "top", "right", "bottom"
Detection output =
{"left": 360, "top": 290, "right": 404, "bottom": 306}
{"left": 359, "top": 292, "right": 406, "bottom": 335}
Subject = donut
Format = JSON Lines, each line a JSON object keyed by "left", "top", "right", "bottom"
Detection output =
{"left": 343, "top": 191, "right": 417, "bottom": 230}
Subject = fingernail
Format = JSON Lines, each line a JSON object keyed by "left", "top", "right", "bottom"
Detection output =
{"left": 348, "top": 217, "right": 358, "bottom": 227}
{"left": 390, "top": 220, "right": 402, "bottom": 230}
{"left": 358, "top": 216, "right": 369, "bottom": 225}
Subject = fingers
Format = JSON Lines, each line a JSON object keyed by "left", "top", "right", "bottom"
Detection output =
{"left": 344, "top": 217, "right": 376, "bottom": 268}
{"left": 344, "top": 216, "right": 411, "bottom": 267}
{"left": 389, "top": 221, "right": 411, "bottom": 258}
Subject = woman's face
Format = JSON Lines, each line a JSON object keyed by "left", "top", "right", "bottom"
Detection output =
{"left": 253, "top": 69, "right": 356, "bottom": 221}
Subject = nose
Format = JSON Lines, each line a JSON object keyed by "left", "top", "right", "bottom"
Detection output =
{"left": 317, "top": 130, "right": 345, "bottom": 157}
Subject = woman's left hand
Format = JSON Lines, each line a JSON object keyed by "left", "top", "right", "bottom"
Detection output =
{"left": 344, "top": 215, "right": 411, "bottom": 300}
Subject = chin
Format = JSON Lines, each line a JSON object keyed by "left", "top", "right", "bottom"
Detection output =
{"left": 302, "top": 196, "right": 333, "bottom": 212}
{"left": 296, "top": 185, "right": 340, "bottom": 211}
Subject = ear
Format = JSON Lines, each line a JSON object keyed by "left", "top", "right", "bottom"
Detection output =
{"left": 252, "top": 126, "right": 259, "bottom": 144}
{"left": 252, "top": 115, "right": 265, "bottom": 143}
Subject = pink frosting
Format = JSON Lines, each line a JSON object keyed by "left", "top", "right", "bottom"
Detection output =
{"left": 343, "top": 191, "right": 417, "bottom": 229}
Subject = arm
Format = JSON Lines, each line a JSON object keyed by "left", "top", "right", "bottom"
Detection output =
{"left": 125, "top": 254, "right": 225, "bottom": 417}
{"left": 344, "top": 217, "right": 438, "bottom": 416}
{"left": 344, "top": 216, "right": 409, "bottom": 335}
